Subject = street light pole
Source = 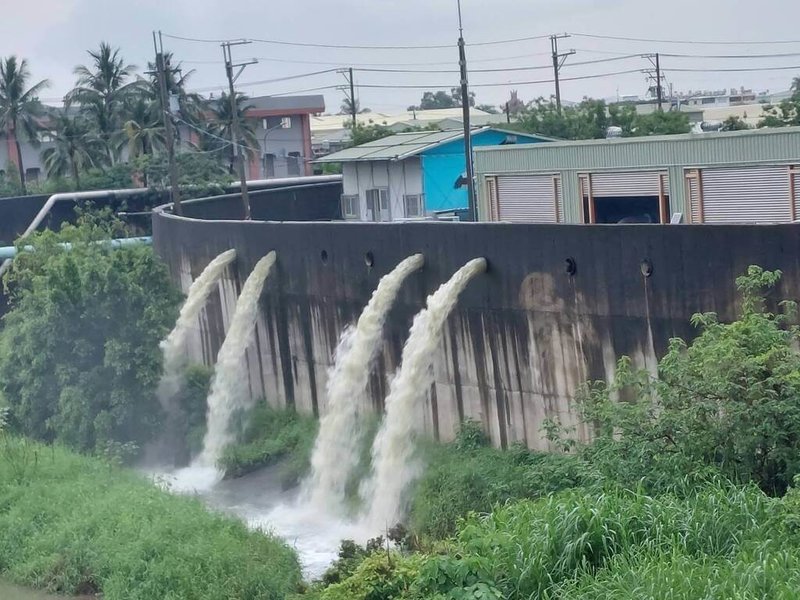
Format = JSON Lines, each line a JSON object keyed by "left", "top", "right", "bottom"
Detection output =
{"left": 457, "top": 0, "right": 476, "bottom": 222}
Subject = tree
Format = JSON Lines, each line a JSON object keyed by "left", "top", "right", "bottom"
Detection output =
{"left": 40, "top": 112, "right": 103, "bottom": 188}
{"left": 347, "top": 121, "right": 394, "bottom": 146}
{"left": 632, "top": 110, "right": 691, "bottom": 136}
{"left": 206, "top": 91, "right": 259, "bottom": 173}
{"left": 67, "top": 43, "right": 143, "bottom": 165}
{"left": 0, "top": 212, "right": 181, "bottom": 453}
{"left": 339, "top": 97, "right": 370, "bottom": 116}
{"left": 757, "top": 77, "right": 800, "bottom": 128}
{"left": 122, "top": 91, "right": 164, "bottom": 159}
{"left": 0, "top": 56, "right": 49, "bottom": 194}
{"left": 720, "top": 116, "right": 751, "bottom": 131}
{"left": 408, "top": 88, "right": 475, "bottom": 111}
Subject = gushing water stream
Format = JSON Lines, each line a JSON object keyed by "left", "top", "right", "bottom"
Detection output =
{"left": 362, "top": 258, "right": 487, "bottom": 529}
{"left": 200, "top": 251, "right": 277, "bottom": 467}
{"left": 305, "top": 254, "right": 424, "bottom": 513}
{"left": 156, "top": 249, "right": 237, "bottom": 417}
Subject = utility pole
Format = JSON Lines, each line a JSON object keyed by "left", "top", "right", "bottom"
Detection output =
{"left": 644, "top": 53, "right": 666, "bottom": 110}
{"left": 222, "top": 40, "right": 257, "bottom": 220}
{"left": 457, "top": 0, "right": 476, "bottom": 222}
{"left": 505, "top": 102, "right": 511, "bottom": 124}
{"left": 336, "top": 68, "right": 358, "bottom": 130}
{"left": 152, "top": 32, "right": 182, "bottom": 216}
{"left": 550, "top": 33, "right": 575, "bottom": 112}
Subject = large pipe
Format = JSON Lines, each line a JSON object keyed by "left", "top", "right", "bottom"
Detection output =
{"left": 0, "top": 236, "right": 152, "bottom": 260}
{"left": 0, "top": 188, "right": 148, "bottom": 278}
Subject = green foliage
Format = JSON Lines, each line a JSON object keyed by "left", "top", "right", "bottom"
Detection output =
{"left": 177, "top": 364, "right": 213, "bottom": 457}
{"left": 412, "top": 484, "right": 774, "bottom": 600}
{"left": 0, "top": 439, "right": 302, "bottom": 599}
{"left": 409, "top": 422, "right": 601, "bottom": 539}
{"left": 758, "top": 79, "right": 800, "bottom": 128}
{"left": 347, "top": 121, "right": 395, "bottom": 146}
{"left": 516, "top": 97, "right": 691, "bottom": 139}
{"left": 721, "top": 115, "right": 752, "bottom": 131}
{"left": 579, "top": 266, "right": 800, "bottom": 495}
{"left": 0, "top": 213, "right": 181, "bottom": 454}
{"left": 317, "top": 553, "right": 423, "bottom": 600}
{"left": 408, "top": 88, "right": 475, "bottom": 111}
{"left": 218, "top": 403, "right": 318, "bottom": 484}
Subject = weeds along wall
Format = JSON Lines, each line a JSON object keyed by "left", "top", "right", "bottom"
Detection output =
{"left": 152, "top": 203, "right": 800, "bottom": 450}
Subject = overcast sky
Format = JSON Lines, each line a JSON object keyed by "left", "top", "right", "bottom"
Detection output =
{"left": 5, "top": 0, "right": 800, "bottom": 114}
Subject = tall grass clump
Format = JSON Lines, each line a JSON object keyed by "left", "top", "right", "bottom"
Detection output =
{"left": 219, "top": 403, "right": 318, "bottom": 484}
{"left": 0, "top": 439, "right": 302, "bottom": 599}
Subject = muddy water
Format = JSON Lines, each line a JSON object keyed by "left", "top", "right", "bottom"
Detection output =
{"left": 157, "top": 464, "right": 369, "bottom": 580}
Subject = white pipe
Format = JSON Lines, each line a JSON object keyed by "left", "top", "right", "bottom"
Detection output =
{"left": 0, "top": 188, "right": 146, "bottom": 278}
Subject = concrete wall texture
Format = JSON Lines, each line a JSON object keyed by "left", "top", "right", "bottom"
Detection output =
{"left": 152, "top": 206, "right": 800, "bottom": 449}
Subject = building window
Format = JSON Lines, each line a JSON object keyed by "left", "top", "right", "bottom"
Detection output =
{"left": 25, "top": 168, "right": 40, "bottom": 183}
{"left": 341, "top": 194, "right": 360, "bottom": 219}
{"left": 287, "top": 152, "right": 301, "bottom": 176}
{"left": 263, "top": 154, "right": 276, "bottom": 178}
{"left": 365, "top": 188, "right": 390, "bottom": 221}
{"left": 404, "top": 194, "right": 424, "bottom": 218}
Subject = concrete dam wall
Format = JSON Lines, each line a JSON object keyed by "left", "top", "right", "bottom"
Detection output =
{"left": 152, "top": 206, "right": 800, "bottom": 450}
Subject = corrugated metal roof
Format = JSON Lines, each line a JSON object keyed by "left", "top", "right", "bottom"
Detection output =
{"left": 316, "top": 129, "right": 471, "bottom": 162}
{"left": 317, "top": 127, "right": 551, "bottom": 163}
{"left": 475, "top": 126, "right": 800, "bottom": 175}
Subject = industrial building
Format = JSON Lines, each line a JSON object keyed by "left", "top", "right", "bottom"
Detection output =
{"left": 475, "top": 126, "right": 800, "bottom": 224}
{"left": 317, "top": 127, "right": 550, "bottom": 221}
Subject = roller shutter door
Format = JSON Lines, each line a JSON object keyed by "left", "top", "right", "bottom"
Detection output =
{"left": 497, "top": 175, "right": 558, "bottom": 223}
{"left": 702, "top": 166, "right": 791, "bottom": 224}
{"left": 591, "top": 171, "right": 669, "bottom": 197}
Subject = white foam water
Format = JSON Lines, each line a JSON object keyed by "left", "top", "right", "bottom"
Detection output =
{"left": 305, "top": 254, "right": 424, "bottom": 513}
{"left": 362, "top": 258, "right": 487, "bottom": 530}
{"left": 156, "top": 249, "right": 237, "bottom": 416}
{"left": 199, "top": 251, "right": 277, "bottom": 466}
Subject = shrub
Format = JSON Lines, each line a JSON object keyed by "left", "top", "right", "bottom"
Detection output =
{"left": 409, "top": 423, "right": 601, "bottom": 539}
{"left": 218, "top": 403, "right": 318, "bottom": 483}
{"left": 578, "top": 266, "right": 800, "bottom": 496}
{"left": 0, "top": 212, "right": 181, "bottom": 454}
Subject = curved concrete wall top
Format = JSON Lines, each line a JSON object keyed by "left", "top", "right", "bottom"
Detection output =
{"left": 152, "top": 205, "right": 800, "bottom": 449}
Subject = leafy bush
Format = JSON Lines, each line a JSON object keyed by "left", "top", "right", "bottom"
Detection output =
{"left": 579, "top": 266, "right": 800, "bottom": 495}
{"left": 219, "top": 403, "right": 318, "bottom": 483}
{"left": 0, "top": 212, "right": 181, "bottom": 454}
{"left": 0, "top": 439, "right": 302, "bottom": 599}
{"left": 409, "top": 423, "right": 601, "bottom": 539}
{"left": 316, "top": 553, "right": 423, "bottom": 600}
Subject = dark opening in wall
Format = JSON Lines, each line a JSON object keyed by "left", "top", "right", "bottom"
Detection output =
{"left": 594, "top": 196, "right": 663, "bottom": 224}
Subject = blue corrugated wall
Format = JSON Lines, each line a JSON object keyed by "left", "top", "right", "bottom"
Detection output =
{"left": 422, "top": 130, "right": 546, "bottom": 212}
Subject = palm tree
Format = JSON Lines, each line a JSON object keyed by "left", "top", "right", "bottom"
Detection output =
{"left": 67, "top": 43, "right": 143, "bottom": 164}
{"left": 123, "top": 92, "right": 164, "bottom": 159}
{"left": 41, "top": 111, "right": 103, "bottom": 188}
{"left": 0, "top": 56, "right": 49, "bottom": 194}
{"left": 207, "top": 91, "right": 258, "bottom": 173}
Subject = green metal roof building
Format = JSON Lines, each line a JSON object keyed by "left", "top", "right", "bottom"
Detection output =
{"left": 474, "top": 126, "right": 800, "bottom": 225}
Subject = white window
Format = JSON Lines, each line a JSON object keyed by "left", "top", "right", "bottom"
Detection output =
{"left": 365, "top": 188, "right": 390, "bottom": 222}
{"left": 341, "top": 194, "right": 360, "bottom": 219}
{"left": 404, "top": 194, "right": 424, "bottom": 218}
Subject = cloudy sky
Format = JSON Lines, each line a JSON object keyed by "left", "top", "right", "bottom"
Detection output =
{"left": 4, "top": 0, "right": 800, "bottom": 113}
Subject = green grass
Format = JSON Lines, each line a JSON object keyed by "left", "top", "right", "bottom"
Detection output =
{"left": 0, "top": 436, "right": 302, "bottom": 599}
{"left": 408, "top": 422, "right": 602, "bottom": 539}
{"left": 219, "top": 404, "right": 318, "bottom": 485}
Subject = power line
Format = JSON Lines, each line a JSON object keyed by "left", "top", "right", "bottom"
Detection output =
{"left": 180, "top": 51, "right": 555, "bottom": 68}
{"left": 664, "top": 64, "right": 800, "bottom": 73}
{"left": 352, "top": 54, "right": 641, "bottom": 74}
{"left": 570, "top": 32, "right": 800, "bottom": 45}
{"left": 355, "top": 68, "right": 646, "bottom": 89}
{"left": 188, "top": 68, "right": 339, "bottom": 92}
{"left": 161, "top": 31, "right": 551, "bottom": 51}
